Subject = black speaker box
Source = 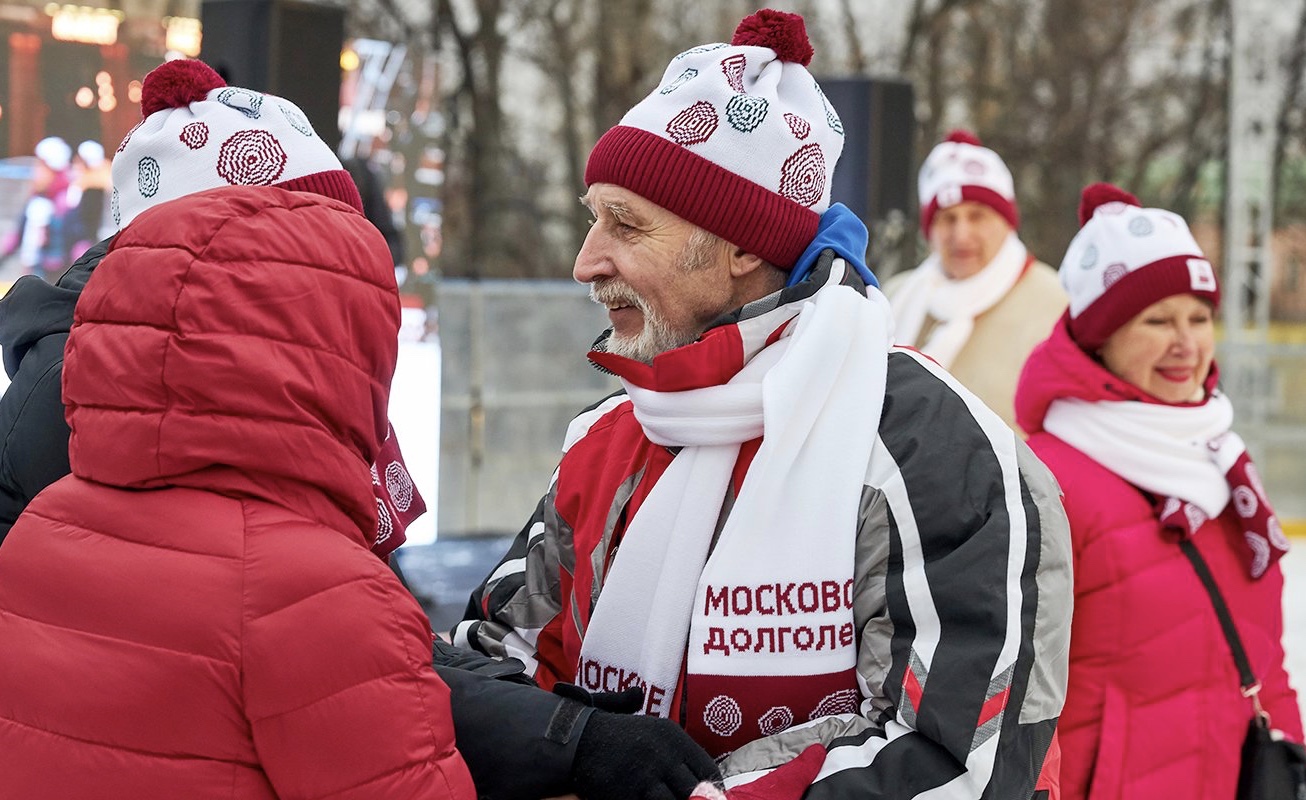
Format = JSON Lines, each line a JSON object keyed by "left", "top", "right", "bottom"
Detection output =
{"left": 199, "top": 0, "right": 344, "bottom": 151}
{"left": 816, "top": 77, "right": 916, "bottom": 225}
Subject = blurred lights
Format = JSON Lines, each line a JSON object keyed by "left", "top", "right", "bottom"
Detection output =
{"left": 340, "top": 48, "right": 359, "bottom": 72}
{"left": 75, "top": 86, "right": 94, "bottom": 108}
{"left": 127, "top": 80, "right": 142, "bottom": 104}
{"left": 164, "top": 16, "right": 201, "bottom": 57}
{"left": 98, "top": 95, "right": 116, "bottom": 112}
{"left": 46, "top": 5, "right": 123, "bottom": 46}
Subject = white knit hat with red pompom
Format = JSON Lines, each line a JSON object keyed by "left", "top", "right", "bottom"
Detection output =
{"left": 584, "top": 9, "right": 844, "bottom": 269}
{"left": 1060, "top": 182, "right": 1220, "bottom": 349}
{"left": 111, "top": 59, "right": 361, "bottom": 230}
{"left": 917, "top": 129, "right": 1019, "bottom": 235}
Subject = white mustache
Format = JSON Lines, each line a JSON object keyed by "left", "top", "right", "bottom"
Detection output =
{"left": 589, "top": 279, "right": 646, "bottom": 312}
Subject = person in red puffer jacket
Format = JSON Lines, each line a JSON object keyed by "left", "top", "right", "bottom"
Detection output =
{"left": 1015, "top": 183, "right": 1304, "bottom": 800}
{"left": 0, "top": 63, "right": 476, "bottom": 800}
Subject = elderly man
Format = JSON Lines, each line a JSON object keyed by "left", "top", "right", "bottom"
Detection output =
{"left": 457, "top": 11, "right": 1071, "bottom": 800}
{"left": 885, "top": 130, "right": 1066, "bottom": 434}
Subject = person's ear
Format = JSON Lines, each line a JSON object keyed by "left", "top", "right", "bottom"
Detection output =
{"left": 728, "top": 247, "right": 766, "bottom": 278}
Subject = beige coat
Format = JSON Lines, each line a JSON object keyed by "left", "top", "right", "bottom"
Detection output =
{"left": 884, "top": 259, "right": 1067, "bottom": 435}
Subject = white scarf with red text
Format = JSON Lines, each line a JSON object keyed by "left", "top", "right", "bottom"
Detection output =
{"left": 891, "top": 232, "right": 1027, "bottom": 368}
{"left": 576, "top": 275, "right": 890, "bottom": 752}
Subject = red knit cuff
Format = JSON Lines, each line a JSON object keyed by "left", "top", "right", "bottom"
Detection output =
{"left": 585, "top": 125, "right": 819, "bottom": 268}
{"left": 920, "top": 185, "right": 1020, "bottom": 235}
{"left": 277, "top": 169, "right": 364, "bottom": 213}
{"left": 1069, "top": 255, "right": 1221, "bottom": 349}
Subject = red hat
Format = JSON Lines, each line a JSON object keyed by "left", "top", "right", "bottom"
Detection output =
{"left": 1060, "top": 182, "right": 1220, "bottom": 349}
{"left": 112, "top": 59, "right": 362, "bottom": 229}
{"left": 917, "top": 129, "right": 1019, "bottom": 234}
{"left": 584, "top": 10, "right": 843, "bottom": 269}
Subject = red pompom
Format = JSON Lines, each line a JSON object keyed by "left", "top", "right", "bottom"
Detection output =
{"left": 731, "top": 9, "right": 814, "bottom": 66}
{"left": 1078, "top": 182, "right": 1140, "bottom": 226}
{"left": 944, "top": 129, "right": 983, "bottom": 146}
{"left": 140, "top": 59, "right": 226, "bottom": 118}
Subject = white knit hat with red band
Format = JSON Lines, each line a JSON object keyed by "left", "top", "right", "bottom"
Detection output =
{"left": 111, "top": 59, "right": 361, "bottom": 230}
{"left": 1061, "top": 182, "right": 1220, "bottom": 350}
{"left": 917, "top": 129, "right": 1019, "bottom": 235}
{"left": 584, "top": 9, "right": 843, "bottom": 269}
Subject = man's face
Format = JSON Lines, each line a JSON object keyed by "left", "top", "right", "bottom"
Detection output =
{"left": 575, "top": 184, "right": 734, "bottom": 363}
{"left": 927, "top": 201, "right": 1012, "bottom": 280}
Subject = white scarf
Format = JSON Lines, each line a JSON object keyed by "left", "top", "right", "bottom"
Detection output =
{"left": 1043, "top": 393, "right": 1236, "bottom": 518}
{"left": 1043, "top": 392, "right": 1289, "bottom": 577}
{"left": 891, "top": 232, "right": 1028, "bottom": 368}
{"left": 577, "top": 272, "right": 892, "bottom": 734}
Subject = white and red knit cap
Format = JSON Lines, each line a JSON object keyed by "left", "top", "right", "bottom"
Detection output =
{"left": 111, "top": 59, "right": 361, "bottom": 230}
{"left": 584, "top": 9, "right": 843, "bottom": 269}
{"left": 917, "top": 129, "right": 1018, "bottom": 235}
{"left": 1061, "top": 182, "right": 1220, "bottom": 350}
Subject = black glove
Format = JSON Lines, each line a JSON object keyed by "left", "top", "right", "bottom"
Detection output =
{"left": 552, "top": 682, "right": 644, "bottom": 713}
{"left": 571, "top": 688, "right": 721, "bottom": 800}
{"left": 431, "top": 637, "right": 537, "bottom": 686}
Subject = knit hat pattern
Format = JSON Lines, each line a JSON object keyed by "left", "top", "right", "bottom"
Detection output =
{"left": 584, "top": 9, "right": 843, "bottom": 269}
{"left": 917, "top": 129, "right": 1018, "bottom": 234}
{"left": 1061, "top": 182, "right": 1219, "bottom": 349}
{"left": 111, "top": 59, "right": 361, "bottom": 230}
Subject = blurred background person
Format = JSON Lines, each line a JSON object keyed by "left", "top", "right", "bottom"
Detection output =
{"left": 1015, "top": 182, "right": 1303, "bottom": 799}
{"left": 0, "top": 136, "right": 76, "bottom": 280}
{"left": 885, "top": 130, "right": 1065, "bottom": 434}
{"left": 68, "top": 139, "right": 110, "bottom": 260}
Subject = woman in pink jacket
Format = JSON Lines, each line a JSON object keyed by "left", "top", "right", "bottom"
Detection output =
{"left": 1015, "top": 182, "right": 1303, "bottom": 799}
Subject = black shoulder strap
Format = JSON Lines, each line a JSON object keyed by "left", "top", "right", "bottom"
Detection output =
{"left": 1178, "top": 538, "right": 1258, "bottom": 691}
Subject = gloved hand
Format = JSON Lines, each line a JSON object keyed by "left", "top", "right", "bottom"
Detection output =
{"left": 690, "top": 744, "right": 826, "bottom": 800}
{"left": 431, "top": 637, "right": 537, "bottom": 686}
{"left": 571, "top": 688, "right": 721, "bottom": 800}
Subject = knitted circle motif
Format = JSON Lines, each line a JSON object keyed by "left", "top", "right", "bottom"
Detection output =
{"left": 385, "top": 461, "right": 415, "bottom": 512}
{"left": 809, "top": 689, "right": 859, "bottom": 719}
{"left": 1245, "top": 462, "right": 1266, "bottom": 499}
{"left": 660, "top": 68, "right": 699, "bottom": 95}
{"left": 666, "top": 101, "right": 719, "bottom": 146}
{"left": 110, "top": 188, "right": 120, "bottom": 227}
{"left": 1128, "top": 216, "right": 1154, "bottom": 236}
{"left": 963, "top": 159, "right": 987, "bottom": 176}
{"left": 217, "top": 130, "right": 288, "bottom": 185}
{"left": 1184, "top": 503, "right": 1208, "bottom": 532}
{"left": 784, "top": 112, "right": 810, "bottom": 140}
{"left": 375, "top": 498, "right": 393, "bottom": 545}
{"left": 180, "top": 122, "right": 209, "bottom": 150}
{"left": 757, "top": 706, "right": 794, "bottom": 736}
{"left": 370, "top": 463, "right": 381, "bottom": 485}
{"left": 278, "top": 102, "right": 314, "bottom": 136}
{"left": 721, "top": 54, "right": 747, "bottom": 93}
{"left": 138, "top": 156, "right": 161, "bottom": 198}
{"left": 1079, "top": 244, "right": 1098, "bottom": 269}
{"left": 1245, "top": 532, "right": 1270, "bottom": 575}
{"left": 1233, "top": 486, "right": 1259, "bottom": 519}
{"left": 675, "top": 43, "right": 726, "bottom": 60}
{"left": 704, "top": 695, "right": 743, "bottom": 737}
{"left": 1269, "top": 516, "right": 1290, "bottom": 549}
{"left": 778, "top": 143, "right": 826, "bottom": 207}
{"left": 815, "top": 82, "right": 844, "bottom": 135}
{"left": 216, "top": 87, "right": 264, "bottom": 119}
{"left": 1102, "top": 262, "right": 1128, "bottom": 289}
{"left": 726, "top": 94, "right": 769, "bottom": 132}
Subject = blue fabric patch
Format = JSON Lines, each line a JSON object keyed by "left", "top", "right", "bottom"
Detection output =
{"left": 787, "top": 203, "right": 877, "bottom": 288}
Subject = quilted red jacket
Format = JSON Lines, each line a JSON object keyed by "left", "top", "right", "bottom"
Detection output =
{"left": 0, "top": 187, "right": 476, "bottom": 800}
{"left": 1015, "top": 316, "right": 1302, "bottom": 800}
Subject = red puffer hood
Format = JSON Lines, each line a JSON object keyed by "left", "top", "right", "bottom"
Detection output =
{"left": 1015, "top": 311, "right": 1219, "bottom": 435}
{"left": 63, "top": 186, "right": 398, "bottom": 540}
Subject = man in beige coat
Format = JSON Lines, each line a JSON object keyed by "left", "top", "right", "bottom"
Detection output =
{"left": 884, "top": 129, "right": 1066, "bottom": 435}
